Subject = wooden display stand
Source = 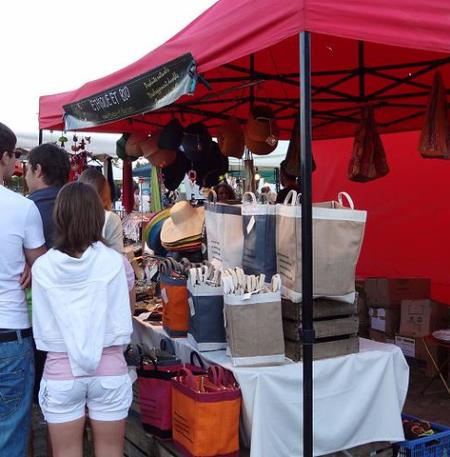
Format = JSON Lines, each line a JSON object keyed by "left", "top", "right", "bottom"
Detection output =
{"left": 282, "top": 298, "right": 359, "bottom": 361}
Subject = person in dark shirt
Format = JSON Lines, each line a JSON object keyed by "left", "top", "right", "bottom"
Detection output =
{"left": 26, "top": 143, "right": 70, "bottom": 248}
{"left": 275, "top": 159, "right": 301, "bottom": 204}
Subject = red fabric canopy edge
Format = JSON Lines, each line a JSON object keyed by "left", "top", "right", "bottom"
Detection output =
{"left": 39, "top": 0, "right": 450, "bottom": 132}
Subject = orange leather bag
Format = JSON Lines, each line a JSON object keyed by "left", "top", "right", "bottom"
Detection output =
{"left": 171, "top": 366, "right": 241, "bottom": 457}
{"left": 161, "top": 274, "right": 189, "bottom": 337}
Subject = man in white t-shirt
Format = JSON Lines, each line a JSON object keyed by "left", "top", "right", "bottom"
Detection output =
{"left": 0, "top": 122, "right": 46, "bottom": 457}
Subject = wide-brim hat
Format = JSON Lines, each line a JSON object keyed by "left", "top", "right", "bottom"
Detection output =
{"left": 143, "top": 208, "right": 170, "bottom": 242}
{"left": 147, "top": 218, "right": 167, "bottom": 256}
{"left": 217, "top": 118, "right": 245, "bottom": 159}
{"left": 163, "top": 241, "right": 202, "bottom": 252}
{"left": 140, "top": 133, "right": 176, "bottom": 168}
{"left": 162, "top": 150, "right": 190, "bottom": 191}
{"left": 125, "top": 132, "right": 148, "bottom": 158}
{"left": 160, "top": 201, "right": 205, "bottom": 244}
{"left": 116, "top": 134, "right": 137, "bottom": 161}
{"left": 245, "top": 105, "right": 279, "bottom": 155}
{"left": 162, "top": 233, "right": 202, "bottom": 247}
{"left": 194, "top": 141, "right": 229, "bottom": 187}
{"left": 159, "top": 119, "right": 183, "bottom": 150}
{"left": 181, "top": 122, "right": 212, "bottom": 162}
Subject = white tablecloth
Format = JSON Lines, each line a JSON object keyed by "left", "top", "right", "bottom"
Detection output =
{"left": 132, "top": 318, "right": 409, "bottom": 457}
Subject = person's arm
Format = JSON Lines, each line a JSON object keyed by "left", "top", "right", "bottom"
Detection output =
{"left": 105, "top": 212, "right": 124, "bottom": 253}
{"left": 24, "top": 245, "right": 47, "bottom": 266}
{"left": 20, "top": 246, "right": 46, "bottom": 288}
{"left": 122, "top": 256, "right": 136, "bottom": 314}
{"left": 23, "top": 202, "right": 47, "bottom": 274}
{"left": 129, "top": 286, "right": 136, "bottom": 315}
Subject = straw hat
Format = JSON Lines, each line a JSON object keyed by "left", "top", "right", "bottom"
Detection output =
{"left": 125, "top": 132, "right": 148, "bottom": 158}
{"left": 140, "top": 133, "right": 176, "bottom": 168}
{"left": 160, "top": 201, "right": 205, "bottom": 244}
{"left": 244, "top": 105, "right": 279, "bottom": 155}
{"left": 217, "top": 118, "right": 245, "bottom": 158}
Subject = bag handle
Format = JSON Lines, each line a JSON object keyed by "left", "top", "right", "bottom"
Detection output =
{"left": 160, "top": 337, "right": 176, "bottom": 355}
{"left": 207, "top": 190, "right": 218, "bottom": 204}
{"left": 208, "top": 365, "right": 238, "bottom": 390}
{"left": 190, "top": 351, "right": 205, "bottom": 369}
{"left": 208, "top": 365, "right": 225, "bottom": 385}
{"left": 337, "top": 192, "right": 355, "bottom": 209}
{"left": 177, "top": 367, "right": 196, "bottom": 389}
{"left": 242, "top": 192, "right": 257, "bottom": 205}
{"left": 283, "top": 189, "right": 298, "bottom": 205}
{"left": 137, "top": 346, "right": 158, "bottom": 371}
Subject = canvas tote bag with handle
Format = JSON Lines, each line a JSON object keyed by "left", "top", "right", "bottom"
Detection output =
{"left": 205, "top": 190, "right": 244, "bottom": 269}
{"left": 171, "top": 366, "right": 241, "bottom": 457}
{"left": 241, "top": 192, "right": 277, "bottom": 279}
{"left": 276, "top": 191, "right": 367, "bottom": 303}
{"left": 224, "top": 290, "right": 285, "bottom": 366}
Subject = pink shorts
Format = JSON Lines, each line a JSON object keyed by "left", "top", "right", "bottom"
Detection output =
{"left": 39, "top": 374, "right": 132, "bottom": 423}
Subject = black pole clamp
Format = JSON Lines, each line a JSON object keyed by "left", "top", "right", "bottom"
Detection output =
{"left": 299, "top": 328, "right": 316, "bottom": 345}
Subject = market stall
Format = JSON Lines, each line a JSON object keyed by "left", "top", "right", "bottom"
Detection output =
{"left": 37, "top": 1, "right": 450, "bottom": 456}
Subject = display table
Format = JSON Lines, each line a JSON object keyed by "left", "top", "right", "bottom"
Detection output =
{"left": 133, "top": 317, "right": 409, "bottom": 457}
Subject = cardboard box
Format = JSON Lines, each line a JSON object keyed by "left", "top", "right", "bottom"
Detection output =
{"left": 399, "top": 299, "right": 449, "bottom": 337}
{"left": 369, "top": 307, "right": 400, "bottom": 336}
{"left": 395, "top": 335, "right": 417, "bottom": 358}
{"left": 395, "top": 334, "right": 440, "bottom": 377}
{"left": 369, "top": 329, "right": 395, "bottom": 345}
{"left": 365, "top": 278, "right": 430, "bottom": 309}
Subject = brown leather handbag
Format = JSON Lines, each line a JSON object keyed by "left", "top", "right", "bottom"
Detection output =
{"left": 419, "top": 71, "right": 449, "bottom": 159}
{"left": 348, "top": 106, "right": 389, "bottom": 182}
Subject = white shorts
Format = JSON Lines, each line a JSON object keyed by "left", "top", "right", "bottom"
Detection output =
{"left": 39, "top": 374, "right": 132, "bottom": 424}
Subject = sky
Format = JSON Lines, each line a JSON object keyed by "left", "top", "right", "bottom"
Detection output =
{"left": 0, "top": 0, "right": 217, "bottom": 134}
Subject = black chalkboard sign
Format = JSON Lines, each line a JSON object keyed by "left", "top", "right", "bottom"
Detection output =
{"left": 63, "top": 53, "right": 197, "bottom": 130}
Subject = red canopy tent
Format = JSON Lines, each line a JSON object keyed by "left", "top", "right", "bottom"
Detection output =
{"left": 39, "top": 0, "right": 450, "bottom": 139}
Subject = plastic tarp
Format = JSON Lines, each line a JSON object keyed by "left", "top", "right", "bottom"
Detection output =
{"left": 39, "top": 0, "right": 450, "bottom": 139}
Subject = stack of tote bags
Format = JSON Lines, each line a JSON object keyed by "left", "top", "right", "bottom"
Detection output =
{"left": 204, "top": 189, "right": 367, "bottom": 365}
{"left": 205, "top": 189, "right": 366, "bottom": 303}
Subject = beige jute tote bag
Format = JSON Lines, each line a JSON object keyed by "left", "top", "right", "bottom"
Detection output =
{"left": 276, "top": 191, "right": 367, "bottom": 303}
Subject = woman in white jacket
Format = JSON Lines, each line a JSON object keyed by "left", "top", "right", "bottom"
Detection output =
{"left": 32, "top": 182, "right": 133, "bottom": 457}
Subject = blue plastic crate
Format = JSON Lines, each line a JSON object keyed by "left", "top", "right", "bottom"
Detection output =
{"left": 394, "top": 415, "right": 450, "bottom": 457}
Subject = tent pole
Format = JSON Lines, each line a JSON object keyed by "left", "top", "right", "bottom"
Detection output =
{"left": 38, "top": 129, "right": 43, "bottom": 145}
{"left": 358, "top": 41, "right": 366, "bottom": 102}
{"left": 299, "top": 31, "right": 314, "bottom": 457}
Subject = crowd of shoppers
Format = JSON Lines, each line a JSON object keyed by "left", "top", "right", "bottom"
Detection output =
{"left": 0, "top": 122, "right": 134, "bottom": 457}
